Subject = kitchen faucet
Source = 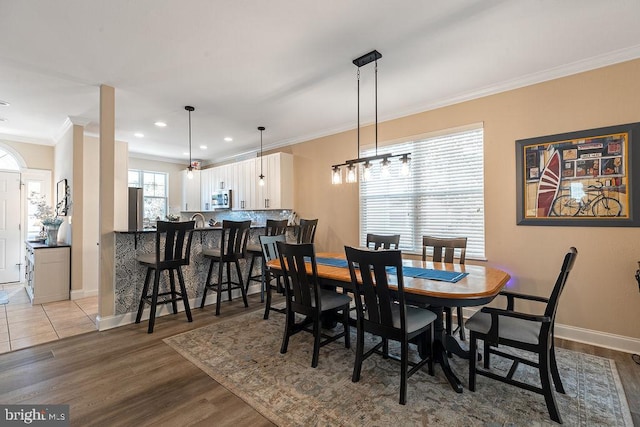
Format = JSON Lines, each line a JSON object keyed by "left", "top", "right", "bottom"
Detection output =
{"left": 190, "top": 213, "right": 206, "bottom": 228}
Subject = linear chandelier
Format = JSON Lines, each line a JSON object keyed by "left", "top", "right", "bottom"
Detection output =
{"left": 331, "top": 50, "right": 410, "bottom": 185}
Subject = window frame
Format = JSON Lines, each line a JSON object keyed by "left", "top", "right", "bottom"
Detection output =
{"left": 127, "top": 169, "right": 169, "bottom": 224}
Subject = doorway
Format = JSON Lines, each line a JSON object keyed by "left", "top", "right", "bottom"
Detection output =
{"left": 0, "top": 171, "right": 21, "bottom": 283}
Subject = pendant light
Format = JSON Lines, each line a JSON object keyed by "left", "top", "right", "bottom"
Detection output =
{"left": 258, "top": 126, "right": 265, "bottom": 186}
{"left": 185, "top": 105, "right": 195, "bottom": 179}
{"left": 331, "top": 50, "right": 410, "bottom": 184}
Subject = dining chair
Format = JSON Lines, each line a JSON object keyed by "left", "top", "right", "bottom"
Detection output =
{"left": 345, "top": 246, "right": 436, "bottom": 405}
{"left": 276, "top": 241, "right": 351, "bottom": 368}
{"left": 200, "top": 220, "right": 251, "bottom": 316}
{"left": 422, "top": 235, "right": 468, "bottom": 340}
{"left": 296, "top": 218, "right": 318, "bottom": 244}
{"left": 259, "top": 234, "right": 286, "bottom": 320}
{"left": 135, "top": 220, "right": 195, "bottom": 333}
{"left": 466, "top": 247, "right": 578, "bottom": 424}
{"left": 365, "top": 233, "right": 400, "bottom": 250}
{"left": 245, "top": 218, "right": 288, "bottom": 295}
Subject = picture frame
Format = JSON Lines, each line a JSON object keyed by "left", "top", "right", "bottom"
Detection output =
{"left": 56, "top": 179, "right": 70, "bottom": 216}
{"left": 516, "top": 122, "right": 640, "bottom": 226}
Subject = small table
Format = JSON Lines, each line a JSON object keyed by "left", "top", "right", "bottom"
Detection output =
{"left": 267, "top": 252, "right": 510, "bottom": 393}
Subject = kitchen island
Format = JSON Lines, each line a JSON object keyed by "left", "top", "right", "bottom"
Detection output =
{"left": 113, "top": 225, "right": 295, "bottom": 317}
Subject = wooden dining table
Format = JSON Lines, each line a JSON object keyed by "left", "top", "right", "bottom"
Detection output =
{"left": 266, "top": 251, "right": 510, "bottom": 393}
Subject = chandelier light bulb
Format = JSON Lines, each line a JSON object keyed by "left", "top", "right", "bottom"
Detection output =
{"left": 332, "top": 166, "right": 342, "bottom": 185}
{"left": 362, "top": 161, "right": 372, "bottom": 182}
{"left": 400, "top": 155, "right": 410, "bottom": 176}
{"left": 381, "top": 158, "right": 390, "bottom": 178}
{"left": 346, "top": 164, "right": 358, "bottom": 183}
{"left": 187, "top": 167, "right": 194, "bottom": 180}
{"left": 259, "top": 174, "right": 265, "bottom": 186}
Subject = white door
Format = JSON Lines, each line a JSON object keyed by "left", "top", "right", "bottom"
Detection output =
{"left": 0, "top": 171, "right": 21, "bottom": 283}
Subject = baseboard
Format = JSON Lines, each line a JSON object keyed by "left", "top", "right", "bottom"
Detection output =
{"left": 97, "top": 283, "right": 263, "bottom": 331}
{"left": 461, "top": 307, "right": 640, "bottom": 355}
{"left": 70, "top": 289, "right": 98, "bottom": 300}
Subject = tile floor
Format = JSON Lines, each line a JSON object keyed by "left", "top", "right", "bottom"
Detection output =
{"left": 0, "top": 283, "right": 98, "bottom": 354}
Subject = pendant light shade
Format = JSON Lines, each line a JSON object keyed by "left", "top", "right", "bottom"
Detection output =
{"left": 330, "top": 50, "right": 410, "bottom": 184}
{"left": 185, "top": 106, "right": 195, "bottom": 179}
{"left": 258, "top": 126, "right": 266, "bottom": 186}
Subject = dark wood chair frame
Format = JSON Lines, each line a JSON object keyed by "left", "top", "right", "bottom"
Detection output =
{"left": 200, "top": 220, "right": 251, "bottom": 316}
{"left": 296, "top": 218, "right": 318, "bottom": 244}
{"left": 135, "top": 220, "right": 195, "bottom": 333}
{"left": 345, "top": 246, "right": 435, "bottom": 405}
{"left": 422, "top": 235, "right": 468, "bottom": 341}
{"left": 277, "top": 241, "right": 351, "bottom": 368}
{"left": 467, "top": 247, "right": 578, "bottom": 424}
{"left": 365, "top": 233, "right": 400, "bottom": 250}
{"left": 259, "top": 234, "right": 286, "bottom": 320}
{"left": 245, "top": 219, "right": 289, "bottom": 297}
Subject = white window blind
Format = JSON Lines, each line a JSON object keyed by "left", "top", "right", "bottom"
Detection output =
{"left": 359, "top": 126, "right": 485, "bottom": 259}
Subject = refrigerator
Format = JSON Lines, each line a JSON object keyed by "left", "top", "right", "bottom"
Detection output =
{"left": 128, "top": 187, "right": 144, "bottom": 231}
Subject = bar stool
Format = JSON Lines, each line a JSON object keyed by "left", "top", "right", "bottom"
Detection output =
{"left": 135, "top": 220, "right": 195, "bottom": 333}
{"left": 200, "top": 220, "right": 251, "bottom": 316}
{"left": 245, "top": 219, "right": 288, "bottom": 298}
{"left": 296, "top": 218, "right": 318, "bottom": 243}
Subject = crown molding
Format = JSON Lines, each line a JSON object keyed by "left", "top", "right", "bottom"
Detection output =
{"left": 0, "top": 131, "right": 54, "bottom": 146}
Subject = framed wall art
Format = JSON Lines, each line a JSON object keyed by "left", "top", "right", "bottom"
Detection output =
{"left": 516, "top": 122, "right": 640, "bottom": 226}
{"left": 56, "top": 179, "right": 70, "bottom": 216}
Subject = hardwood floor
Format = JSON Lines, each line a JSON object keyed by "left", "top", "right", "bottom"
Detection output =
{"left": 0, "top": 294, "right": 638, "bottom": 426}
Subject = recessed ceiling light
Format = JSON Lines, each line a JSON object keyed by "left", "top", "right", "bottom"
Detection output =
{"left": 154, "top": 121, "right": 167, "bottom": 127}
{"left": 134, "top": 132, "right": 144, "bottom": 138}
{"left": 0, "top": 100, "right": 9, "bottom": 107}
{"left": 199, "top": 145, "right": 207, "bottom": 150}
{"left": 0, "top": 117, "right": 7, "bottom": 122}
{"left": 182, "top": 152, "right": 189, "bottom": 156}
{"left": 224, "top": 137, "right": 233, "bottom": 142}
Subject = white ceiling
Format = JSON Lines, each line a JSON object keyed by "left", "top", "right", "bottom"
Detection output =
{"left": 1, "top": 0, "right": 640, "bottom": 164}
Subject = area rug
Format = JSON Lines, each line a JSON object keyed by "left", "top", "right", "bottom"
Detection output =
{"left": 164, "top": 310, "right": 632, "bottom": 426}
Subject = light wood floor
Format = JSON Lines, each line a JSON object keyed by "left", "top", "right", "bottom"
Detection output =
{"left": 0, "top": 294, "right": 638, "bottom": 426}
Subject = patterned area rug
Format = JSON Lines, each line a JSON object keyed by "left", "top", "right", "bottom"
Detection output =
{"left": 164, "top": 310, "right": 632, "bottom": 426}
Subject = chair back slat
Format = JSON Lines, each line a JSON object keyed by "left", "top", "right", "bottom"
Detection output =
{"left": 297, "top": 218, "right": 318, "bottom": 244}
{"left": 221, "top": 220, "right": 251, "bottom": 259}
{"left": 366, "top": 233, "right": 400, "bottom": 250}
{"left": 266, "top": 219, "right": 288, "bottom": 236}
{"left": 345, "top": 246, "right": 406, "bottom": 333}
{"left": 277, "top": 242, "right": 319, "bottom": 313}
{"left": 155, "top": 221, "right": 195, "bottom": 268}
{"left": 422, "top": 236, "right": 467, "bottom": 264}
{"left": 260, "top": 234, "right": 286, "bottom": 263}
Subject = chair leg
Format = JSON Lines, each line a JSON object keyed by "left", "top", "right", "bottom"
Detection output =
{"left": 280, "top": 303, "right": 293, "bottom": 354}
{"left": 201, "top": 258, "right": 215, "bottom": 308}
{"left": 136, "top": 267, "right": 152, "bottom": 324}
{"left": 245, "top": 253, "right": 256, "bottom": 293}
{"left": 177, "top": 267, "right": 192, "bottom": 323}
{"left": 226, "top": 261, "right": 233, "bottom": 302}
{"left": 352, "top": 321, "right": 365, "bottom": 382}
{"left": 342, "top": 305, "right": 350, "bottom": 349}
{"left": 215, "top": 260, "right": 224, "bottom": 316}
{"left": 483, "top": 339, "right": 491, "bottom": 369}
{"left": 264, "top": 272, "right": 272, "bottom": 320}
{"left": 235, "top": 260, "right": 249, "bottom": 308}
{"left": 427, "top": 326, "right": 434, "bottom": 376}
{"left": 540, "top": 348, "right": 562, "bottom": 424}
{"left": 399, "top": 339, "right": 408, "bottom": 405}
{"left": 457, "top": 307, "right": 465, "bottom": 341}
{"left": 260, "top": 256, "right": 266, "bottom": 303}
{"left": 311, "top": 315, "right": 321, "bottom": 368}
{"left": 550, "top": 341, "right": 565, "bottom": 394}
{"left": 168, "top": 269, "right": 178, "bottom": 314}
{"left": 147, "top": 270, "right": 161, "bottom": 334}
{"left": 469, "top": 332, "right": 478, "bottom": 391}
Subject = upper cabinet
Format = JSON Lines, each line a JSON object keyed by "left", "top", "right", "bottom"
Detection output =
{"left": 257, "top": 153, "right": 293, "bottom": 209}
{"left": 181, "top": 169, "right": 201, "bottom": 211}
{"left": 200, "top": 168, "right": 212, "bottom": 210}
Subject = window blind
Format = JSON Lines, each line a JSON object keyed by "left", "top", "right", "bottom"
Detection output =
{"left": 359, "top": 127, "right": 485, "bottom": 259}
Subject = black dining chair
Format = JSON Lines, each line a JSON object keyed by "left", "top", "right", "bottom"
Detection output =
{"left": 365, "top": 233, "right": 400, "bottom": 250}
{"left": 277, "top": 241, "right": 351, "bottom": 368}
{"left": 466, "top": 247, "right": 578, "bottom": 424}
{"left": 200, "top": 220, "right": 251, "bottom": 316}
{"left": 245, "top": 218, "right": 288, "bottom": 296}
{"left": 296, "top": 218, "right": 318, "bottom": 244}
{"left": 345, "top": 246, "right": 436, "bottom": 405}
{"left": 260, "top": 234, "right": 286, "bottom": 320}
{"left": 135, "top": 220, "right": 195, "bottom": 333}
{"left": 422, "top": 235, "right": 468, "bottom": 340}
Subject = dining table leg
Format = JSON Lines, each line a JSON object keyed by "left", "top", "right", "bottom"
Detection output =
{"left": 428, "top": 305, "right": 464, "bottom": 393}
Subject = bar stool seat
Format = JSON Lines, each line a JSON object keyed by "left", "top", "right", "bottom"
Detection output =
{"left": 135, "top": 220, "right": 195, "bottom": 333}
{"left": 245, "top": 219, "right": 288, "bottom": 299}
{"left": 201, "top": 220, "right": 251, "bottom": 316}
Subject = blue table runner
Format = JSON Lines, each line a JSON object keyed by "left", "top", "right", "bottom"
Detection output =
{"left": 313, "top": 257, "right": 468, "bottom": 283}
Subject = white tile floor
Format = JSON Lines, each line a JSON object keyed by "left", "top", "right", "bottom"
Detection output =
{"left": 0, "top": 283, "right": 98, "bottom": 354}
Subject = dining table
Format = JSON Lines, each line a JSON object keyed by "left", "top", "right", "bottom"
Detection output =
{"left": 266, "top": 250, "right": 510, "bottom": 393}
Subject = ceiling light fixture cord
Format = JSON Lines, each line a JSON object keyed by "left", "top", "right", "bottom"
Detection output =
{"left": 357, "top": 67, "right": 360, "bottom": 160}
{"left": 188, "top": 108, "right": 192, "bottom": 167}
{"left": 185, "top": 105, "right": 195, "bottom": 178}
{"left": 375, "top": 59, "right": 378, "bottom": 156}
{"left": 258, "top": 126, "right": 266, "bottom": 185}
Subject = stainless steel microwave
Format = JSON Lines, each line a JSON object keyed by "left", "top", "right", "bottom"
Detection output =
{"left": 211, "top": 189, "right": 232, "bottom": 209}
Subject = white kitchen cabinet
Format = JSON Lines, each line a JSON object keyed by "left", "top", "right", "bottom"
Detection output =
{"left": 233, "top": 158, "right": 257, "bottom": 210}
{"left": 25, "top": 242, "right": 70, "bottom": 305}
{"left": 200, "top": 168, "right": 213, "bottom": 210}
{"left": 259, "top": 153, "right": 293, "bottom": 209}
{"left": 181, "top": 169, "right": 201, "bottom": 211}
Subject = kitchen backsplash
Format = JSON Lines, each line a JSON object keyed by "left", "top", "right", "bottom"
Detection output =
{"left": 179, "top": 209, "right": 294, "bottom": 226}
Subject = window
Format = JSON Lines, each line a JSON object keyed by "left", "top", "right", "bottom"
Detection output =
{"left": 359, "top": 126, "right": 485, "bottom": 259}
{"left": 128, "top": 170, "right": 168, "bottom": 223}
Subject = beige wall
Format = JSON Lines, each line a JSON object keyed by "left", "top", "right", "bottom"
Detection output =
{"left": 289, "top": 58, "right": 640, "bottom": 341}
{"left": 1, "top": 139, "right": 54, "bottom": 170}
